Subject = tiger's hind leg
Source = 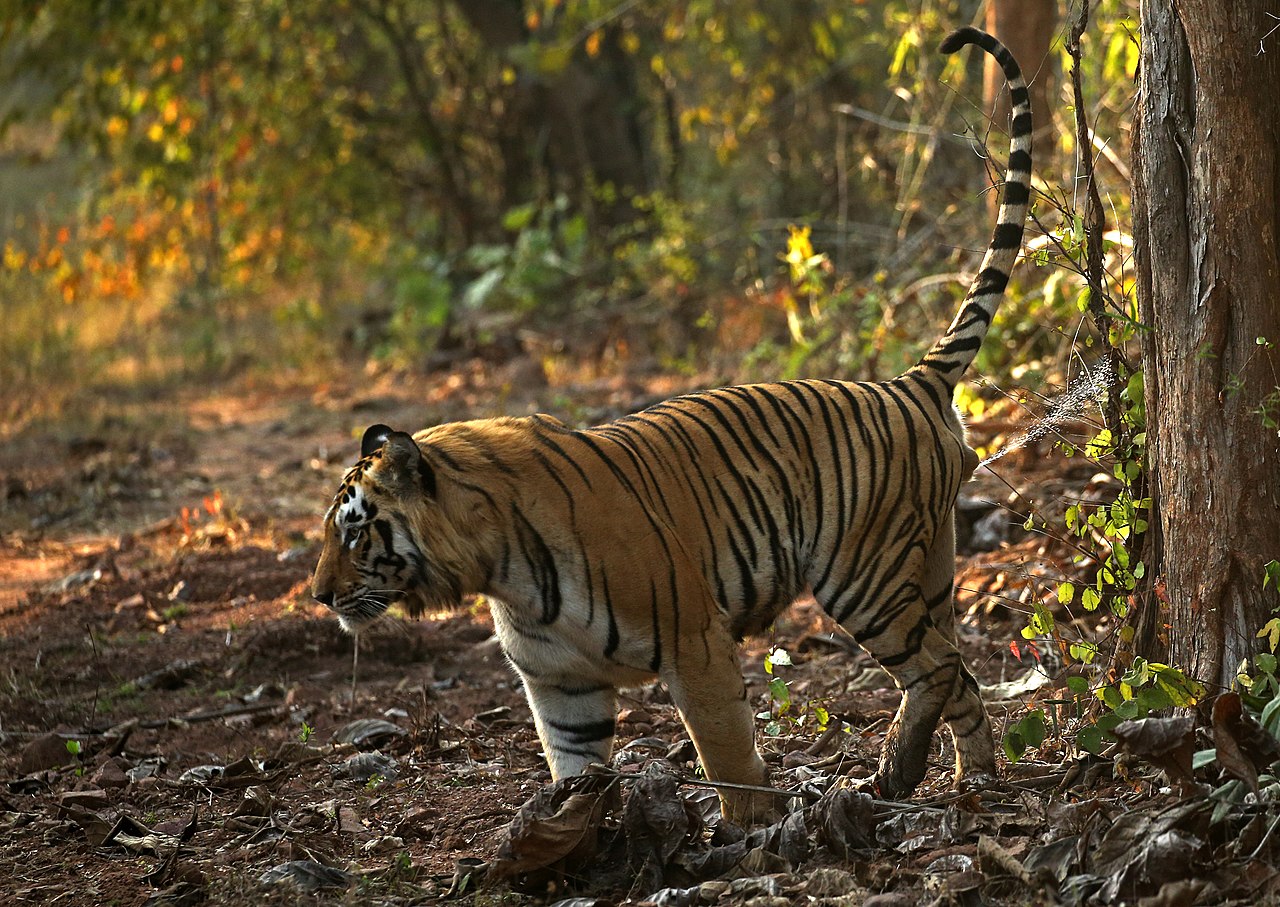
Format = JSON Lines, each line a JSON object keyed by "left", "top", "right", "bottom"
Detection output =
{"left": 825, "top": 575, "right": 988, "bottom": 798}
{"left": 922, "top": 514, "right": 997, "bottom": 784}
{"left": 519, "top": 676, "right": 619, "bottom": 780}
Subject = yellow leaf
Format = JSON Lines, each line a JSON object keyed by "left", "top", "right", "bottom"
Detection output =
{"left": 785, "top": 225, "right": 813, "bottom": 268}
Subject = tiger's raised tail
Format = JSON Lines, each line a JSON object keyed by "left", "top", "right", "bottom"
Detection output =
{"left": 916, "top": 26, "right": 1033, "bottom": 387}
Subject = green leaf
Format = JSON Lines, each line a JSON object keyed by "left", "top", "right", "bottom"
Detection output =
{"left": 1136, "top": 684, "right": 1173, "bottom": 712}
{"left": 768, "top": 676, "right": 790, "bottom": 709}
{"left": 1261, "top": 694, "right": 1280, "bottom": 735}
{"left": 1077, "top": 725, "right": 1105, "bottom": 755}
{"left": 1021, "top": 709, "right": 1047, "bottom": 748}
{"left": 1150, "top": 664, "right": 1206, "bottom": 707}
{"left": 1095, "top": 713, "right": 1122, "bottom": 734}
{"left": 1066, "top": 676, "right": 1090, "bottom": 695}
{"left": 1058, "top": 581, "right": 1075, "bottom": 605}
{"left": 1264, "top": 560, "right": 1280, "bottom": 590}
{"left": 1003, "top": 730, "right": 1027, "bottom": 763}
{"left": 1069, "top": 640, "right": 1098, "bottom": 665}
{"left": 1023, "top": 601, "right": 1055, "bottom": 639}
{"left": 1121, "top": 657, "right": 1150, "bottom": 688}
{"left": 501, "top": 202, "right": 537, "bottom": 232}
{"left": 1086, "top": 428, "right": 1113, "bottom": 459}
{"left": 1257, "top": 652, "right": 1278, "bottom": 675}
{"left": 1192, "top": 748, "right": 1217, "bottom": 770}
{"left": 1114, "top": 699, "right": 1141, "bottom": 720}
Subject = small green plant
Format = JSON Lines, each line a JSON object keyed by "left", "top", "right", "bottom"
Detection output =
{"left": 1003, "top": 709, "right": 1047, "bottom": 762}
{"left": 298, "top": 721, "right": 315, "bottom": 744}
{"left": 757, "top": 646, "right": 831, "bottom": 737}
{"left": 64, "top": 738, "right": 85, "bottom": 776}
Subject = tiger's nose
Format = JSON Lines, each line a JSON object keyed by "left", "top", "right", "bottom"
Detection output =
{"left": 313, "top": 589, "right": 334, "bottom": 608}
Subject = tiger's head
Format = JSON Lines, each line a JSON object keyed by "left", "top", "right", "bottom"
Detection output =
{"left": 312, "top": 423, "right": 471, "bottom": 633}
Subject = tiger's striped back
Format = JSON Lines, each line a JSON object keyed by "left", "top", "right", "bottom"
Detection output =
{"left": 312, "top": 27, "right": 1034, "bottom": 824}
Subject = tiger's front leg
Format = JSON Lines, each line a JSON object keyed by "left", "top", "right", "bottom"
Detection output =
{"left": 518, "top": 675, "right": 619, "bottom": 779}
{"left": 663, "top": 621, "right": 773, "bottom": 825}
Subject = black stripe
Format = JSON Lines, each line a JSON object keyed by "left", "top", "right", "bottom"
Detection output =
{"left": 924, "top": 584, "right": 952, "bottom": 611}
{"left": 534, "top": 430, "right": 594, "bottom": 490}
{"left": 647, "top": 409, "right": 757, "bottom": 563}
{"left": 892, "top": 374, "right": 942, "bottom": 418}
{"left": 530, "top": 449, "right": 578, "bottom": 523}
{"left": 1008, "top": 149, "right": 1032, "bottom": 173}
{"left": 369, "top": 520, "right": 407, "bottom": 571}
{"left": 547, "top": 718, "right": 616, "bottom": 743}
{"left": 901, "top": 658, "right": 958, "bottom": 691}
{"left": 661, "top": 406, "right": 765, "bottom": 562}
{"left": 973, "top": 266, "right": 1010, "bottom": 296}
{"left": 1011, "top": 111, "right": 1033, "bottom": 136}
{"left": 1009, "top": 85, "right": 1029, "bottom": 108}
{"left": 601, "top": 567, "right": 620, "bottom": 658}
{"left": 610, "top": 420, "right": 730, "bottom": 609}
{"left": 876, "top": 619, "right": 929, "bottom": 667}
{"left": 721, "top": 386, "right": 784, "bottom": 448}
{"left": 1003, "top": 181, "right": 1030, "bottom": 207}
{"left": 933, "top": 336, "right": 983, "bottom": 357}
{"left": 990, "top": 222, "right": 1023, "bottom": 250}
{"left": 549, "top": 743, "right": 609, "bottom": 760}
{"left": 684, "top": 395, "right": 763, "bottom": 467}
{"left": 551, "top": 682, "right": 612, "bottom": 696}
{"left": 649, "top": 577, "right": 663, "bottom": 672}
{"left": 799, "top": 383, "right": 850, "bottom": 599}
{"left": 512, "top": 507, "right": 562, "bottom": 624}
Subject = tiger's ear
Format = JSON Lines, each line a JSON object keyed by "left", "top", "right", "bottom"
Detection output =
{"left": 361, "top": 424, "right": 394, "bottom": 458}
{"left": 373, "top": 428, "right": 437, "bottom": 498}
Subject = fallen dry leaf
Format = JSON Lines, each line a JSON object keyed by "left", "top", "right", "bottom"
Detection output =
{"left": 623, "top": 764, "right": 694, "bottom": 890}
{"left": 1211, "top": 690, "right": 1280, "bottom": 797}
{"left": 1112, "top": 716, "right": 1197, "bottom": 788}
{"left": 490, "top": 772, "right": 616, "bottom": 881}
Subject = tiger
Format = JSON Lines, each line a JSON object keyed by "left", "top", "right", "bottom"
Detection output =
{"left": 312, "top": 26, "right": 1032, "bottom": 824}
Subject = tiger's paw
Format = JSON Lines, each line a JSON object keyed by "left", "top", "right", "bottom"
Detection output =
{"left": 953, "top": 770, "right": 1001, "bottom": 795}
{"left": 718, "top": 788, "right": 781, "bottom": 827}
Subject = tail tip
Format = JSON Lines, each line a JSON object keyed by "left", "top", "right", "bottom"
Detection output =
{"left": 938, "top": 26, "right": 982, "bottom": 55}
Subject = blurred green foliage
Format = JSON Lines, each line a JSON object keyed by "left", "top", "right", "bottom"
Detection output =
{"left": 0, "top": 0, "right": 1140, "bottom": 420}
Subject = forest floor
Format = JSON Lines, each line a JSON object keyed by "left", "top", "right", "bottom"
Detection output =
{"left": 0, "top": 355, "right": 1274, "bottom": 906}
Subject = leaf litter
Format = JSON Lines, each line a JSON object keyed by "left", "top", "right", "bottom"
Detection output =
{"left": 3, "top": 369, "right": 1280, "bottom": 905}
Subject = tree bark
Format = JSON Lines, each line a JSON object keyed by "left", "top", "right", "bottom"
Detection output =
{"left": 451, "top": 0, "right": 652, "bottom": 226}
{"left": 1133, "top": 0, "right": 1280, "bottom": 690}
{"left": 984, "top": 0, "right": 1056, "bottom": 143}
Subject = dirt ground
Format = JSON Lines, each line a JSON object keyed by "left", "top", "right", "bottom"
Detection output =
{"left": 1, "top": 359, "right": 1274, "bottom": 906}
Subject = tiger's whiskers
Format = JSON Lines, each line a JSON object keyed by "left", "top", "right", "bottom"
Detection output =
{"left": 350, "top": 632, "right": 360, "bottom": 715}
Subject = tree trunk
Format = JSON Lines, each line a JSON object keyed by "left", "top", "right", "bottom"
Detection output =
{"left": 1132, "top": 0, "right": 1280, "bottom": 690}
{"left": 452, "top": 0, "right": 652, "bottom": 226}
{"left": 983, "top": 0, "right": 1056, "bottom": 151}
